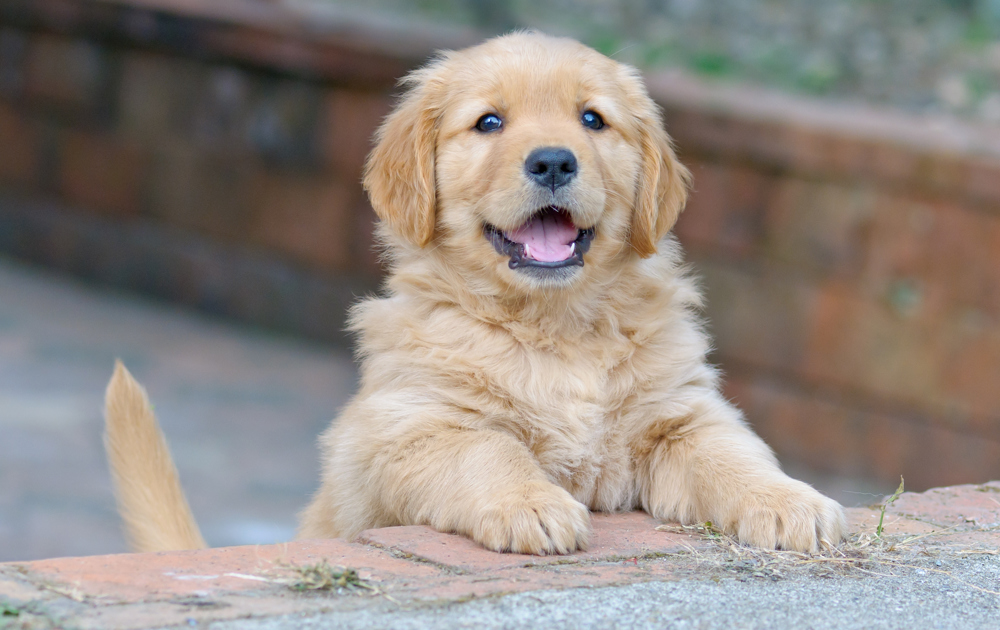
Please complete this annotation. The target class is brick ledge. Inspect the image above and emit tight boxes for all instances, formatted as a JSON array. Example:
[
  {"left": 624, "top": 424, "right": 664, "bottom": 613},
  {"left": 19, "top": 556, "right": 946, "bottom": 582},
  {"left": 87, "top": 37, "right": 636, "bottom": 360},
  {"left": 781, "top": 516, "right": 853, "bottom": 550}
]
[{"left": 1, "top": 483, "right": 997, "bottom": 629}]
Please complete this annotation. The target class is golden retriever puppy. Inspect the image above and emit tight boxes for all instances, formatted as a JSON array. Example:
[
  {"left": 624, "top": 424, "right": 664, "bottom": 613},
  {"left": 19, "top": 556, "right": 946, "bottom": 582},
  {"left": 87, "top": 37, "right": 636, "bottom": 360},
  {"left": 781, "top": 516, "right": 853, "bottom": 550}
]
[
  {"left": 294, "top": 32, "right": 845, "bottom": 553},
  {"left": 105, "top": 32, "right": 844, "bottom": 556}
]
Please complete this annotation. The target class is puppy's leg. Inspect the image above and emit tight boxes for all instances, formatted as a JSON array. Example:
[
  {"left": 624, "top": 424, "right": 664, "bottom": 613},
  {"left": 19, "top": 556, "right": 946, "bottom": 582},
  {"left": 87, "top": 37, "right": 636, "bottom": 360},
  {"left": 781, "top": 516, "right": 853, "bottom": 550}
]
[
  {"left": 303, "top": 415, "right": 590, "bottom": 555},
  {"left": 638, "top": 388, "right": 845, "bottom": 552}
]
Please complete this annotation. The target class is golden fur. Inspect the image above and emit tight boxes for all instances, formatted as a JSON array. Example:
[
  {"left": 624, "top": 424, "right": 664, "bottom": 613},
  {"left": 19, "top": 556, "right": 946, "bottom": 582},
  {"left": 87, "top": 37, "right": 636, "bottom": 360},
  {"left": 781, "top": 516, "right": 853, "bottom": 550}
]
[
  {"left": 105, "top": 32, "right": 845, "bottom": 555},
  {"left": 104, "top": 361, "right": 206, "bottom": 551}
]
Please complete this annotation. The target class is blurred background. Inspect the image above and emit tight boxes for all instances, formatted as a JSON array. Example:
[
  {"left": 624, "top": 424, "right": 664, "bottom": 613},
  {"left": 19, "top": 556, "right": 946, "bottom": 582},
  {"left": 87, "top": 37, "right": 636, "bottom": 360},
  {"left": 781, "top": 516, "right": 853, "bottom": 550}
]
[{"left": 1, "top": 0, "right": 999, "bottom": 561}]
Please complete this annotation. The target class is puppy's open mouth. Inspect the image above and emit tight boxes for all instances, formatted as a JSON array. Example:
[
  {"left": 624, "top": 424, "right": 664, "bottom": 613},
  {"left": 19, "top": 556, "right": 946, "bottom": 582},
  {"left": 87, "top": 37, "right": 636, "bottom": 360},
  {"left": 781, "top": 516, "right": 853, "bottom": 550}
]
[{"left": 485, "top": 207, "right": 595, "bottom": 270}]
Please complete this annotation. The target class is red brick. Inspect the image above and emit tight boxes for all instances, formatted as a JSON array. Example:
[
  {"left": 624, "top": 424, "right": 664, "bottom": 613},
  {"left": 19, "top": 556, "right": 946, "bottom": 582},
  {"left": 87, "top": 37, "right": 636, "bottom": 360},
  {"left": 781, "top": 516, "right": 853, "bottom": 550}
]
[
  {"left": 117, "top": 52, "right": 202, "bottom": 143},
  {"left": 0, "top": 101, "right": 40, "bottom": 188},
  {"left": 696, "top": 260, "right": 814, "bottom": 371},
  {"left": 786, "top": 125, "right": 834, "bottom": 175},
  {"left": 146, "top": 141, "right": 257, "bottom": 237},
  {"left": 59, "top": 130, "right": 147, "bottom": 216},
  {"left": 865, "top": 198, "right": 996, "bottom": 319},
  {"left": 320, "top": 89, "right": 391, "bottom": 180},
  {"left": 726, "top": 370, "right": 1000, "bottom": 490},
  {"left": 825, "top": 135, "right": 872, "bottom": 180},
  {"left": 250, "top": 172, "right": 355, "bottom": 270},
  {"left": 869, "top": 141, "right": 922, "bottom": 186},
  {"left": 921, "top": 201, "right": 1000, "bottom": 321},
  {"left": 962, "top": 155, "right": 1000, "bottom": 205},
  {"left": 845, "top": 507, "right": 939, "bottom": 536},
  {"left": 922, "top": 153, "right": 965, "bottom": 194},
  {"left": 357, "top": 512, "right": 710, "bottom": 574},
  {"left": 725, "top": 375, "right": 863, "bottom": 475},
  {"left": 14, "top": 538, "right": 439, "bottom": 603},
  {"left": 801, "top": 280, "right": 942, "bottom": 412},
  {"left": 24, "top": 34, "right": 109, "bottom": 117},
  {"left": 939, "top": 323, "right": 1000, "bottom": 423},
  {"left": 666, "top": 109, "right": 736, "bottom": 159},
  {"left": 855, "top": 418, "right": 898, "bottom": 483},
  {"left": 740, "top": 120, "right": 795, "bottom": 168},
  {"left": 762, "top": 178, "right": 873, "bottom": 278},
  {"left": 357, "top": 526, "right": 536, "bottom": 572},
  {"left": 892, "top": 482, "right": 1000, "bottom": 527},
  {"left": 676, "top": 159, "right": 768, "bottom": 259}
]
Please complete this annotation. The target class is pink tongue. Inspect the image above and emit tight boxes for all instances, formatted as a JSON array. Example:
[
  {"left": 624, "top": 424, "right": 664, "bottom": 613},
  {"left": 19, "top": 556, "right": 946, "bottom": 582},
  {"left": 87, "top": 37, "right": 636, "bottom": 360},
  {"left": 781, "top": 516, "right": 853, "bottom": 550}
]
[{"left": 504, "top": 212, "right": 578, "bottom": 262}]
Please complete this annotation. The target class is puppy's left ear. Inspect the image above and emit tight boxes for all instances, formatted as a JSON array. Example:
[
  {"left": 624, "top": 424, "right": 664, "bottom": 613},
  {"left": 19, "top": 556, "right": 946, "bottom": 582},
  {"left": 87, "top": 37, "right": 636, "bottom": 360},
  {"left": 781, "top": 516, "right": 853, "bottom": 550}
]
[
  {"left": 363, "top": 65, "right": 444, "bottom": 248},
  {"left": 631, "top": 106, "right": 691, "bottom": 258}
]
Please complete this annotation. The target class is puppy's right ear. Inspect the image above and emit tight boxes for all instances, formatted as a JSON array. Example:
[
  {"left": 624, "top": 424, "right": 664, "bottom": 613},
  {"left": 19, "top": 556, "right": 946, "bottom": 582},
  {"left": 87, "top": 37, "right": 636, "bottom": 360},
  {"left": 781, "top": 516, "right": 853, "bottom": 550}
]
[{"left": 363, "top": 65, "right": 444, "bottom": 248}]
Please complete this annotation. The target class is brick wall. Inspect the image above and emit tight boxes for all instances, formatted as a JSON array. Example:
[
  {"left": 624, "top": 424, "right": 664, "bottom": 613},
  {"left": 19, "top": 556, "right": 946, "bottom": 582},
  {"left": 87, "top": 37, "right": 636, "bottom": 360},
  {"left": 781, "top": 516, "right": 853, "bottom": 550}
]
[
  {"left": 0, "top": 0, "right": 422, "bottom": 278},
  {"left": 656, "top": 73, "right": 1000, "bottom": 490},
  {"left": 1, "top": 0, "right": 997, "bottom": 490}
]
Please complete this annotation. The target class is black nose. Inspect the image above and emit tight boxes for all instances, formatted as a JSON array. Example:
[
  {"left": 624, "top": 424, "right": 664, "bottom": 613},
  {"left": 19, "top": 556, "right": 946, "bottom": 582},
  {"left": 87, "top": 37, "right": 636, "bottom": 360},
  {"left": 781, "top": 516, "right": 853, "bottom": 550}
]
[{"left": 524, "top": 147, "right": 577, "bottom": 191}]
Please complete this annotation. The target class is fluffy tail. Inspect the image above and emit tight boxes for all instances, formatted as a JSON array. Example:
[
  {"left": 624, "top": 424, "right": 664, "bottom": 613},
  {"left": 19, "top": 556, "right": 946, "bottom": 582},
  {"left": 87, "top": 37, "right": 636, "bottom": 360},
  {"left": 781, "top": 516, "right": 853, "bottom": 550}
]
[{"left": 104, "top": 361, "right": 206, "bottom": 552}]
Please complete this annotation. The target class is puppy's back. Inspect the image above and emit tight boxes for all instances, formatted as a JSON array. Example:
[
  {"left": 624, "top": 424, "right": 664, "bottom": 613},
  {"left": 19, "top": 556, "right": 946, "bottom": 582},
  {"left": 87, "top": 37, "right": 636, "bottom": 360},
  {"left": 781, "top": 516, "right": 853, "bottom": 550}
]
[{"left": 104, "top": 361, "right": 206, "bottom": 552}]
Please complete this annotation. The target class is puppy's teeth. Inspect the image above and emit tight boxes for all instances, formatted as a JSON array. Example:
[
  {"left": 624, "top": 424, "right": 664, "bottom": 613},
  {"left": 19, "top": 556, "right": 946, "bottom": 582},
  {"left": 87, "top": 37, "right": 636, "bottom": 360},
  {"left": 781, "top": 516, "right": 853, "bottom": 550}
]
[
  {"left": 523, "top": 244, "right": 532, "bottom": 259},
  {"left": 570, "top": 242, "right": 576, "bottom": 254}
]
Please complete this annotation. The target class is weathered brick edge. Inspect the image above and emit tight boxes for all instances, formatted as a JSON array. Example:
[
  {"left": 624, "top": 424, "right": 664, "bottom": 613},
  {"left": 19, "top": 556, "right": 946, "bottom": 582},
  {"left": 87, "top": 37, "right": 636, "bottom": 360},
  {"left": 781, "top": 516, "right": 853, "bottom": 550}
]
[{"left": 1, "top": 484, "right": 997, "bottom": 629}]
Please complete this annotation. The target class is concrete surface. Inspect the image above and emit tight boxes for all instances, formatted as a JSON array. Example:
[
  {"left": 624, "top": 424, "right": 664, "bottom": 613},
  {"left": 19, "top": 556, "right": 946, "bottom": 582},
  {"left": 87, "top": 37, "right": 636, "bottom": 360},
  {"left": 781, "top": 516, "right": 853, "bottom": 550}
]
[
  {"left": 0, "top": 257, "right": 357, "bottom": 561},
  {"left": 216, "top": 565, "right": 1000, "bottom": 630}
]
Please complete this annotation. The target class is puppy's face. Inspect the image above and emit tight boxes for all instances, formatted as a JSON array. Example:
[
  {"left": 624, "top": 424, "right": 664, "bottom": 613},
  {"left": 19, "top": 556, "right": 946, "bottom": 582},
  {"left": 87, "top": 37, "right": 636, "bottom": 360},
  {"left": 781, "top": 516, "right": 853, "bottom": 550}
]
[{"left": 364, "top": 33, "right": 689, "bottom": 294}]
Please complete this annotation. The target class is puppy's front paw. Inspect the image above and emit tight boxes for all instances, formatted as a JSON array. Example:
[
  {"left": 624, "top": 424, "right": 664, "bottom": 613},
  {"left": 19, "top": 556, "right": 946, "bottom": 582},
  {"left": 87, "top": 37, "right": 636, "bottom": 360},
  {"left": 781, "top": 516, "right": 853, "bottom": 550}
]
[
  {"left": 472, "top": 481, "right": 590, "bottom": 555},
  {"left": 727, "top": 479, "right": 846, "bottom": 552}
]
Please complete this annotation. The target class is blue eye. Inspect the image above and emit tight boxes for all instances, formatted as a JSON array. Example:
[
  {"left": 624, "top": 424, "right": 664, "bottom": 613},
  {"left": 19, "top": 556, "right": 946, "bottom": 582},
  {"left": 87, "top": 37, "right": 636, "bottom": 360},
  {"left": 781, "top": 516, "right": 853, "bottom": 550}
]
[
  {"left": 581, "top": 110, "right": 604, "bottom": 130},
  {"left": 476, "top": 114, "right": 503, "bottom": 132}
]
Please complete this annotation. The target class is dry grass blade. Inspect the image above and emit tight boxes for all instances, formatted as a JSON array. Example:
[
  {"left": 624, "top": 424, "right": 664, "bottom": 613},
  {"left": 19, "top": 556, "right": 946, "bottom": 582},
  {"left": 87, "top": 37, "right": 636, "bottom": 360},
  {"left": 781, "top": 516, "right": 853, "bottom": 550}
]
[
  {"left": 272, "top": 560, "right": 374, "bottom": 593},
  {"left": 657, "top": 517, "right": 1000, "bottom": 597},
  {"left": 655, "top": 521, "right": 724, "bottom": 539}
]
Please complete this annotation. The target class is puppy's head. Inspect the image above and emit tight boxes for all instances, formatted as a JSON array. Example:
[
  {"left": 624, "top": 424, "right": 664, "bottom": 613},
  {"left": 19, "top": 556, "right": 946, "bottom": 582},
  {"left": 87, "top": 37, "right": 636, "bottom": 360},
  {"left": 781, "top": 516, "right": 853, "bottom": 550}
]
[{"left": 364, "top": 32, "right": 689, "bottom": 292}]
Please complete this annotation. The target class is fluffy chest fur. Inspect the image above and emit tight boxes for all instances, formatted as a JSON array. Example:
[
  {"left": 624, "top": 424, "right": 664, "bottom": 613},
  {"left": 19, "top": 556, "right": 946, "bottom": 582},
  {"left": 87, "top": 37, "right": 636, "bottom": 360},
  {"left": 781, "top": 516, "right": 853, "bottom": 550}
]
[{"left": 350, "top": 259, "right": 709, "bottom": 511}]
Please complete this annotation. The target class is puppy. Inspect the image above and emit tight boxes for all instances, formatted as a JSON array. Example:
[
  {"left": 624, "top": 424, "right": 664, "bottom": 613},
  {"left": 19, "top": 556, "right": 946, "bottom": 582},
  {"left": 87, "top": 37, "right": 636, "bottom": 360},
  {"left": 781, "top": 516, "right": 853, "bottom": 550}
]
[{"left": 105, "top": 32, "right": 845, "bottom": 555}]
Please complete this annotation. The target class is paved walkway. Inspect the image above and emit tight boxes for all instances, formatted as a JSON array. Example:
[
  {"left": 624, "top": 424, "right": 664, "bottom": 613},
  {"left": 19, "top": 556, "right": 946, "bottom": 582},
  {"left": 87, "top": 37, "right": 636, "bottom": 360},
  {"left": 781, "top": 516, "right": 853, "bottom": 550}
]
[
  {"left": 0, "top": 258, "right": 356, "bottom": 562},
  {"left": 0, "top": 256, "right": 876, "bottom": 563},
  {"left": 1, "top": 484, "right": 999, "bottom": 629}
]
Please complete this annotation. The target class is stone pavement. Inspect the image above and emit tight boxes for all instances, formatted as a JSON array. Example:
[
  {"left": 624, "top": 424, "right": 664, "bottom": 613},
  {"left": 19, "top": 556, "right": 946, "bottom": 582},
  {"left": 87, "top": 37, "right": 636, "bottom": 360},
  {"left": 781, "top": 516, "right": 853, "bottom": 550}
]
[
  {"left": 0, "top": 257, "right": 357, "bottom": 561},
  {"left": 0, "top": 484, "right": 998, "bottom": 629}
]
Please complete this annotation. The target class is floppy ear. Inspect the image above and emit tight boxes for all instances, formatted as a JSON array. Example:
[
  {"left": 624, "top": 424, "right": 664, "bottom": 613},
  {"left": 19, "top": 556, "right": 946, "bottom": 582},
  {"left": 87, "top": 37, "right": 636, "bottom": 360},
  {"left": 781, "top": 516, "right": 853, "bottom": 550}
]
[
  {"left": 631, "top": 107, "right": 691, "bottom": 258},
  {"left": 362, "top": 67, "right": 443, "bottom": 248}
]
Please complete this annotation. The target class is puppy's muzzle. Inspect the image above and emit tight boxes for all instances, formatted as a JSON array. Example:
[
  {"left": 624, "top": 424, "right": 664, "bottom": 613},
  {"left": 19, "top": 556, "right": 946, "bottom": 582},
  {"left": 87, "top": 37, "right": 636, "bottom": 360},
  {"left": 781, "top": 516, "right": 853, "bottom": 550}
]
[{"left": 525, "top": 147, "right": 577, "bottom": 192}]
